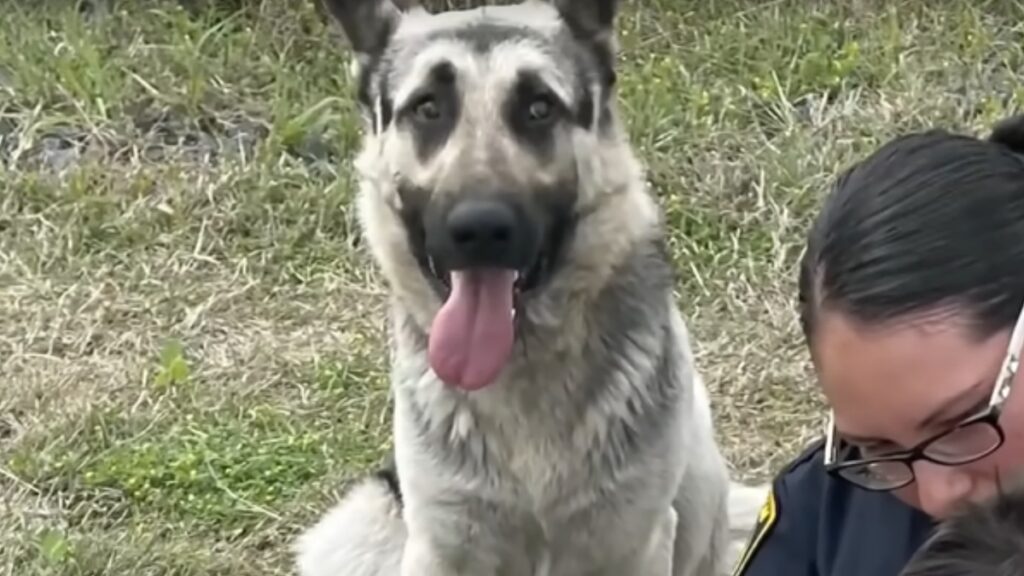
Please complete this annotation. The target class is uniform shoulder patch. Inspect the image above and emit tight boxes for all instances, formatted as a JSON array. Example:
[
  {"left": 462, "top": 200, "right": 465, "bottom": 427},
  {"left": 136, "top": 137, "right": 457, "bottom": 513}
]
[{"left": 730, "top": 485, "right": 779, "bottom": 576}]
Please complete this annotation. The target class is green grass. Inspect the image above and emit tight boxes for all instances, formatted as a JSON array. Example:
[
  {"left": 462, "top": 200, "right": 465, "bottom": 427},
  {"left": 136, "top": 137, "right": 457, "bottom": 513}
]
[{"left": 2, "top": 0, "right": 1023, "bottom": 573}]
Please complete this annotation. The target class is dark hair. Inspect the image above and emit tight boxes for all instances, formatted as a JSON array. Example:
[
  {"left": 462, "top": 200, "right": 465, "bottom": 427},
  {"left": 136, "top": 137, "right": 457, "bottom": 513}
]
[
  {"left": 798, "top": 114, "right": 1024, "bottom": 343},
  {"left": 899, "top": 486, "right": 1024, "bottom": 576}
]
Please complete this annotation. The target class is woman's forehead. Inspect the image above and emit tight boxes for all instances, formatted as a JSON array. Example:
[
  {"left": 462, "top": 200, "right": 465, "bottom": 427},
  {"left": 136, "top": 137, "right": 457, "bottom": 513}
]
[{"left": 815, "top": 312, "right": 1006, "bottom": 430}]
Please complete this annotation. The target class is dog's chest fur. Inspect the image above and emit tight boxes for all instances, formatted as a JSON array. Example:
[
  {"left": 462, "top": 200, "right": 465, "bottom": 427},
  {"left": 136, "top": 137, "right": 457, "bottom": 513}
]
[
  {"left": 391, "top": 243, "right": 689, "bottom": 514},
  {"left": 463, "top": 375, "right": 613, "bottom": 504}
]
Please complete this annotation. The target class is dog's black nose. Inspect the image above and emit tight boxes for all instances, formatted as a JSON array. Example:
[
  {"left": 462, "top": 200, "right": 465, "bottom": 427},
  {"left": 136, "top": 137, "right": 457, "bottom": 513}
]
[{"left": 445, "top": 199, "right": 522, "bottom": 269}]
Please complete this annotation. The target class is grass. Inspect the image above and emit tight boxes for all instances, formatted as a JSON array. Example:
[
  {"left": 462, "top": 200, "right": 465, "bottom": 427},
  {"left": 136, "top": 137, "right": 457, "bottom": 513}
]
[{"left": 1, "top": 0, "right": 1022, "bottom": 573}]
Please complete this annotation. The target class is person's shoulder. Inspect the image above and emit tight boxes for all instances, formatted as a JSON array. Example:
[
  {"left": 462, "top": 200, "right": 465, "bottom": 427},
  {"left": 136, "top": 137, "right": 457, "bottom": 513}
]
[
  {"left": 779, "top": 437, "right": 828, "bottom": 477},
  {"left": 773, "top": 437, "right": 831, "bottom": 512},
  {"left": 768, "top": 436, "right": 831, "bottom": 505},
  {"left": 729, "top": 439, "right": 829, "bottom": 576},
  {"left": 769, "top": 436, "right": 908, "bottom": 514},
  {"left": 732, "top": 436, "right": 934, "bottom": 576}
]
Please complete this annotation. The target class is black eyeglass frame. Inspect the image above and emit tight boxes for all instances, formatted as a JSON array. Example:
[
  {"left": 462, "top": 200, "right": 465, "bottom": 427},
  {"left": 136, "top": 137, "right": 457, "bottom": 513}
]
[{"left": 822, "top": 304, "right": 1024, "bottom": 492}]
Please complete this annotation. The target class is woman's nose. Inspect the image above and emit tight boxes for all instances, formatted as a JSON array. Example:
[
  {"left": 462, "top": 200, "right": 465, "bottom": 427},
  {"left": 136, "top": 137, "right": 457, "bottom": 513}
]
[{"left": 912, "top": 460, "right": 974, "bottom": 519}]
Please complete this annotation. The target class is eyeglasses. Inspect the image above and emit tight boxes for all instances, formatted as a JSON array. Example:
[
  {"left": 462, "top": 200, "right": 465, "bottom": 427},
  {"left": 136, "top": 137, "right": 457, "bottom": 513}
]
[{"left": 823, "top": 303, "right": 1024, "bottom": 491}]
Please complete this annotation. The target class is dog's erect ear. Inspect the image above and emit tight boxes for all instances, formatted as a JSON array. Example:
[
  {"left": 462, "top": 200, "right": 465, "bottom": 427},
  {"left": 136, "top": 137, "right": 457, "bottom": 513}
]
[
  {"left": 552, "top": 0, "right": 619, "bottom": 44},
  {"left": 552, "top": 0, "right": 619, "bottom": 87},
  {"left": 320, "top": 0, "right": 408, "bottom": 62}
]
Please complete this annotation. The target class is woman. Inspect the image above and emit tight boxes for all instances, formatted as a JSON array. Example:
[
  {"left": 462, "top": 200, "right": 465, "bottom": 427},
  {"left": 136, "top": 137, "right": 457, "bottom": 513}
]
[{"left": 732, "top": 113, "right": 1024, "bottom": 576}]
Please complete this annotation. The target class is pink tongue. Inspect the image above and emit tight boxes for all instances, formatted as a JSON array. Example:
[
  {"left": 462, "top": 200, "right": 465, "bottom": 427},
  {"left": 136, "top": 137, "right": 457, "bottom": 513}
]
[{"left": 428, "top": 269, "right": 516, "bottom": 391}]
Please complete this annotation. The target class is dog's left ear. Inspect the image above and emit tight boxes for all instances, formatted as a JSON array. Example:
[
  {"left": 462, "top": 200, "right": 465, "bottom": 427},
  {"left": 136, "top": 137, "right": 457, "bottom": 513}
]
[
  {"left": 320, "top": 0, "right": 407, "bottom": 64},
  {"left": 552, "top": 0, "right": 619, "bottom": 45}
]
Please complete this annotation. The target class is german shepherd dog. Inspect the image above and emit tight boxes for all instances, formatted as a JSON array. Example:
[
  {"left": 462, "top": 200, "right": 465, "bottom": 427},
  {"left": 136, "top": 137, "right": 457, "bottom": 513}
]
[{"left": 295, "top": 1, "right": 736, "bottom": 574}]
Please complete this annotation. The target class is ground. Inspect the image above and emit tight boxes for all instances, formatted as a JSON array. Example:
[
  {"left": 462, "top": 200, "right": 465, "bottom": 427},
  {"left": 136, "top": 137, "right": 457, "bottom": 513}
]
[{"left": 1, "top": 0, "right": 1023, "bottom": 574}]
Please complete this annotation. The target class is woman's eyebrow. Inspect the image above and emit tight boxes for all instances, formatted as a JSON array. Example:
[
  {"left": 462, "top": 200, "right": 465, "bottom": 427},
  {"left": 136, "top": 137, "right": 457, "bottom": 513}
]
[
  {"left": 914, "top": 378, "right": 991, "bottom": 431},
  {"left": 836, "top": 379, "right": 992, "bottom": 447}
]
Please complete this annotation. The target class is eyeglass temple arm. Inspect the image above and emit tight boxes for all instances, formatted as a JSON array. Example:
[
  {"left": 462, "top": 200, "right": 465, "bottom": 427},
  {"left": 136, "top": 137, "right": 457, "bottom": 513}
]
[{"left": 990, "top": 303, "right": 1024, "bottom": 405}]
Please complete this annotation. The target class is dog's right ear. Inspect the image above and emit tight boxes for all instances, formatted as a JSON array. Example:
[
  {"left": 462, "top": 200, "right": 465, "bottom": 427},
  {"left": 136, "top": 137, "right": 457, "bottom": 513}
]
[
  {"left": 320, "top": 0, "right": 407, "bottom": 64},
  {"left": 551, "top": 0, "right": 619, "bottom": 87},
  {"left": 552, "top": 0, "right": 619, "bottom": 45}
]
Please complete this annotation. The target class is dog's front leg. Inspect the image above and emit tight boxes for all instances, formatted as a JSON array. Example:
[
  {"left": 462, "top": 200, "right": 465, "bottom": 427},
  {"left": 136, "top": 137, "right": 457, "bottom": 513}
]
[
  {"left": 571, "top": 505, "right": 676, "bottom": 576},
  {"left": 606, "top": 505, "right": 677, "bottom": 576},
  {"left": 642, "top": 506, "right": 678, "bottom": 575},
  {"left": 399, "top": 501, "right": 530, "bottom": 576},
  {"left": 400, "top": 523, "right": 495, "bottom": 576},
  {"left": 401, "top": 533, "right": 479, "bottom": 576}
]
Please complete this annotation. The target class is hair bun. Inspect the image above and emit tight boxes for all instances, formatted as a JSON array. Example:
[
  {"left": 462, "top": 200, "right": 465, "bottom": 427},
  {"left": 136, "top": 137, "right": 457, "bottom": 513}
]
[{"left": 988, "top": 113, "right": 1024, "bottom": 154}]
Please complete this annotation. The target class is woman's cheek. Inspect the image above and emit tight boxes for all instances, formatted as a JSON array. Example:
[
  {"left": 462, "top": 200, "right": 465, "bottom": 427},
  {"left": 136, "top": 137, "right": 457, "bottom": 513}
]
[{"left": 893, "top": 484, "right": 922, "bottom": 510}]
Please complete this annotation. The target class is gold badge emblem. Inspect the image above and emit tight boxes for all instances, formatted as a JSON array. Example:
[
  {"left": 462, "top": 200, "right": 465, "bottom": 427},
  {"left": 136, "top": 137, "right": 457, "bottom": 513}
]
[{"left": 731, "top": 487, "right": 779, "bottom": 576}]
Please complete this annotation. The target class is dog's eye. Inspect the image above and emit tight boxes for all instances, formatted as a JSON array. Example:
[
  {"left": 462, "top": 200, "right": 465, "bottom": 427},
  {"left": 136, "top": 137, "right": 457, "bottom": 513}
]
[
  {"left": 527, "top": 96, "right": 555, "bottom": 123},
  {"left": 413, "top": 96, "right": 441, "bottom": 122}
]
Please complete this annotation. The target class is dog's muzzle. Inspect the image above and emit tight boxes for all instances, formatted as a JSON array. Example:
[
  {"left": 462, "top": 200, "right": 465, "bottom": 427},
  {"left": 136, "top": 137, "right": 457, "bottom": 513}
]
[
  {"left": 422, "top": 196, "right": 543, "bottom": 393},
  {"left": 429, "top": 196, "right": 541, "bottom": 278}
]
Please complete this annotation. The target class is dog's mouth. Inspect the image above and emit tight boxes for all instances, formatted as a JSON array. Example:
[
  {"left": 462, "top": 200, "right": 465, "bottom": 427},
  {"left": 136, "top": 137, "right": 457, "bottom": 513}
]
[
  {"left": 396, "top": 187, "right": 576, "bottom": 393},
  {"left": 425, "top": 249, "right": 549, "bottom": 301},
  {"left": 421, "top": 234, "right": 564, "bottom": 394}
]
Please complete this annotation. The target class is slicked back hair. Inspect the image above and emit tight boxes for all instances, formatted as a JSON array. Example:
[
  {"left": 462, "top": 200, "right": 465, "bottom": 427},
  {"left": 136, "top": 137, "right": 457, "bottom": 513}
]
[{"left": 798, "top": 115, "right": 1024, "bottom": 344}]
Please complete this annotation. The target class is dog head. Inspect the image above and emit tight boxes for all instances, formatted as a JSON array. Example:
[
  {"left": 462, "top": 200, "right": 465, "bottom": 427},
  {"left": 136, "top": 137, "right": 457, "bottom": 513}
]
[{"left": 324, "top": 0, "right": 653, "bottom": 391}]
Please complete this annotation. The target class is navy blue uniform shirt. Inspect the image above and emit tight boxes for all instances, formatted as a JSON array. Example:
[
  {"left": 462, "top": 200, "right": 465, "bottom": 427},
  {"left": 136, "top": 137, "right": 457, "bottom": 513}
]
[{"left": 732, "top": 440, "right": 937, "bottom": 576}]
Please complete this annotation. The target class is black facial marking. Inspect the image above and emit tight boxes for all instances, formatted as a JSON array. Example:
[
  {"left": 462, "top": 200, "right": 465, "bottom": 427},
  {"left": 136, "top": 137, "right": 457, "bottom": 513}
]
[
  {"left": 377, "top": 75, "right": 394, "bottom": 132},
  {"left": 430, "top": 193, "right": 542, "bottom": 273},
  {"left": 399, "top": 61, "right": 460, "bottom": 162},
  {"left": 504, "top": 70, "right": 567, "bottom": 160},
  {"left": 395, "top": 183, "right": 446, "bottom": 297},
  {"left": 575, "top": 70, "right": 595, "bottom": 129},
  {"left": 392, "top": 174, "right": 579, "bottom": 301},
  {"left": 520, "top": 181, "right": 578, "bottom": 294}
]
